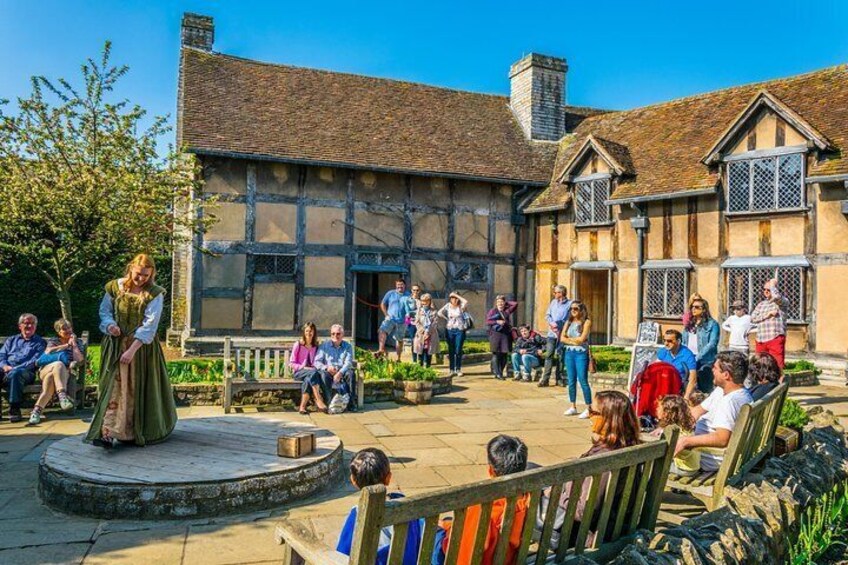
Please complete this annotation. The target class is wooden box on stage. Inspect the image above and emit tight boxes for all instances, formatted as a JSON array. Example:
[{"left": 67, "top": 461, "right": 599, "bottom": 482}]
[{"left": 277, "top": 432, "right": 315, "bottom": 458}]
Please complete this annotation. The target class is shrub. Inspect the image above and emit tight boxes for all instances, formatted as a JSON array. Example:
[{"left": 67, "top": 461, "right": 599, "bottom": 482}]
[
  {"left": 390, "top": 362, "right": 437, "bottom": 382},
  {"left": 590, "top": 346, "right": 631, "bottom": 374},
  {"left": 438, "top": 339, "right": 489, "bottom": 354},
  {"left": 780, "top": 397, "right": 811, "bottom": 430},
  {"left": 785, "top": 359, "right": 821, "bottom": 375},
  {"left": 790, "top": 480, "right": 848, "bottom": 564}
]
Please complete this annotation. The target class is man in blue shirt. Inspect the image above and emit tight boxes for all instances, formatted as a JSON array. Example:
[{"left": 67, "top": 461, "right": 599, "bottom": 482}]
[
  {"left": 315, "top": 324, "right": 356, "bottom": 411},
  {"left": 538, "top": 285, "right": 572, "bottom": 387},
  {"left": 656, "top": 329, "right": 697, "bottom": 396},
  {"left": 378, "top": 278, "right": 411, "bottom": 361},
  {"left": 0, "top": 313, "right": 47, "bottom": 422}
]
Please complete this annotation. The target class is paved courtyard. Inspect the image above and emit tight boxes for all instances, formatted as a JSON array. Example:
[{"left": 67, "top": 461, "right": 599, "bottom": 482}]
[{"left": 0, "top": 362, "right": 846, "bottom": 564}]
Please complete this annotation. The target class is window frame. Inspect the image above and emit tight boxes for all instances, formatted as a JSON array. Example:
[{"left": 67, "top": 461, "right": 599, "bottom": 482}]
[
  {"left": 642, "top": 267, "right": 689, "bottom": 319},
  {"left": 573, "top": 174, "right": 613, "bottom": 227},
  {"left": 451, "top": 262, "right": 489, "bottom": 285},
  {"left": 253, "top": 253, "right": 297, "bottom": 283},
  {"left": 725, "top": 265, "right": 806, "bottom": 323},
  {"left": 724, "top": 147, "right": 807, "bottom": 215}
]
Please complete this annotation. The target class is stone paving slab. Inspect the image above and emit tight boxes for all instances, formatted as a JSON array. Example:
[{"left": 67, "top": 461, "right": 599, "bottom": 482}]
[
  {"left": 84, "top": 527, "right": 187, "bottom": 565},
  {"left": 0, "top": 541, "right": 90, "bottom": 565},
  {"left": 184, "top": 521, "right": 284, "bottom": 565}
]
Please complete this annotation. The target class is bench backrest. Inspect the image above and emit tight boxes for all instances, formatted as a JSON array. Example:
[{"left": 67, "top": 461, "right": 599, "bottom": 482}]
[
  {"left": 223, "top": 336, "right": 290, "bottom": 380},
  {"left": 348, "top": 428, "right": 679, "bottom": 565},
  {"left": 715, "top": 382, "right": 789, "bottom": 491}
]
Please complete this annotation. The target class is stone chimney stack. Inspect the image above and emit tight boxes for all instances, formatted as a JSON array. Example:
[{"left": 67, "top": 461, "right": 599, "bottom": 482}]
[
  {"left": 509, "top": 54, "right": 568, "bottom": 141},
  {"left": 181, "top": 13, "right": 214, "bottom": 51}
]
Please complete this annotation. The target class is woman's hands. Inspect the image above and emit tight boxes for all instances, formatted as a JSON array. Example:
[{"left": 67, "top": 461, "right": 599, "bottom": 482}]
[
  {"left": 107, "top": 324, "right": 121, "bottom": 337},
  {"left": 120, "top": 340, "right": 143, "bottom": 365}
]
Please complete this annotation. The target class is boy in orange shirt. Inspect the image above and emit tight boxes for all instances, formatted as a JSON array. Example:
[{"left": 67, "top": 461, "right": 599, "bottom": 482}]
[{"left": 431, "top": 435, "right": 529, "bottom": 565}]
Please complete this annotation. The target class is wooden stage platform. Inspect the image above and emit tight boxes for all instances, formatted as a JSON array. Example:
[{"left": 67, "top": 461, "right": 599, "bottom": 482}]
[{"left": 38, "top": 416, "right": 344, "bottom": 519}]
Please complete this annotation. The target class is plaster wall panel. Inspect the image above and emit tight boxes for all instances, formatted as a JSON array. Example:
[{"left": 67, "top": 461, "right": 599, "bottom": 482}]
[
  {"left": 617, "top": 218, "right": 638, "bottom": 262},
  {"left": 304, "top": 256, "right": 345, "bottom": 288},
  {"left": 537, "top": 224, "right": 553, "bottom": 262},
  {"left": 816, "top": 183, "right": 848, "bottom": 254},
  {"left": 695, "top": 267, "right": 720, "bottom": 314},
  {"left": 454, "top": 181, "right": 492, "bottom": 210},
  {"left": 202, "top": 254, "right": 246, "bottom": 288},
  {"left": 493, "top": 185, "right": 513, "bottom": 214},
  {"left": 494, "top": 264, "right": 514, "bottom": 296},
  {"left": 252, "top": 283, "right": 295, "bottom": 330},
  {"left": 557, "top": 268, "right": 571, "bottom": 292},
  {"left": 577, "top": 156, "right": 610, "bottom": 176},
  {"left": 410, "top": 177, "right": 451, "bottom": 208},
  {"left": 412, "top": 213, "right": 449, "bottom": 250},
  {"left": 410, "top": 260, "right": 447, "bottom": 292},
  {"left": 203, "top": 159, "right": 246, "bottom": 194},
  {"left": 255, "top": 203, "right": 297, "bottom": 243},
  {"left": 785, "top": 327, "right": 808, "bottom": 353},
  {"left": 201, "top": 298, "right": 243, "bottom": 330},
  {"left": 495, "top": 222, "right": 515, "bottom": 255},
  {"left": 304, "top": 167, "right": 349, "bottom": 200},
  {"left": 770, "top": 216, "right": 806, "bottom": 256},
  {"left": 462, "top": 290, "right": 489, "bottom": 326},
  {"left": 617, "top": 268, "right": 638, "bottom": 340},
  {"left": 557, "top": 222, "right": 574, "bottom": 262},
  {"left": 726, "top": 221, "right": 760, "bottom": 257},
  {"left": 455, "top": 212, "right": 489, "bottom": 253},
  {"left": 576, "top": 231, "right": 592, "bottom": 260},
  {"left": 353, "top": 209, "right": 405, "bottom": 247},
  {"left": 256, "top": 162, "right": 298, "bottom": 196},
  {"left": 302, "top": 296, "right": 345, "bottom": 331},
  {"left": 698, "top": 207, "right": 720, "bottom": 259},
  {"left": 305, "top": 206, "right": 346, "bottom": 244},
  {"left": 597, "top": 229, "right": 613, "bottom": 261},
  {"left": 671, "top": 200, "right": 689, "bottom": 259},
  {"left": 354, "top": 171, "right": 405, "bottom": 204},
  {"left": 730, "top": 112, "right": 806, "bottom": 154},
  {"left": 535, "top": 269, "right": 553, "bottom": 329},
  {"left": 815, "top": 265, "right": 848, "bottom": 354},
  {"left": 645, "top": 203, "right": 664, "bottom": 260},
  {"left": 755, "top": 112, "right": 777, "bottom": 150},
  {"left": 205, "top": 202, "right": 246, "bottom": 241}
]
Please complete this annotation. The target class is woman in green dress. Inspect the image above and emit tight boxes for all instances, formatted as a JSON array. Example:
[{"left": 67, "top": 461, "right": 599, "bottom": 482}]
[{"left": 86, "top": 253, "right": 177, "bottom": 448}]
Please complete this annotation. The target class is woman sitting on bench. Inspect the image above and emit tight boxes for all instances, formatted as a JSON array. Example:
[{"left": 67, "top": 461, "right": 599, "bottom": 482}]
[{"left": 290, "top": 322, "right": 327, "bottom": 415}]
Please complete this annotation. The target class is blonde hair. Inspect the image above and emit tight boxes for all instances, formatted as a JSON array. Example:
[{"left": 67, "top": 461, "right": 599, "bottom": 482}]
[
  {"left": 53, "top": 318, "right": 72, "bottom": 334},
  {"left": 420, "top": 293, "right": 432, "bottom": 303},
  {"left": 122, "top": 254, "right": 156, "bottom": 292}
]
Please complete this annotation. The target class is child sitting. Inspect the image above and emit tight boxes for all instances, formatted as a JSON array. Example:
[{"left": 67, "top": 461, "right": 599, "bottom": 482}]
[
  {"left": 337, "top": 448, "right": 423, "bottom": 565},
  {"left": 432, "top": 435, "right": 529, "bottom": 565},
  {"left": 653, "top": 395, "right": 700, "bottom": 477}
]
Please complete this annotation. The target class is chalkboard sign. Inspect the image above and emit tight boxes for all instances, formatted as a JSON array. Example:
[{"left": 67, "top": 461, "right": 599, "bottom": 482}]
[
  {"left": 636, "top": 321, "right": 661, "bottom": 345},
  {"left": 628, "top": 343, "right": 662, "bottom": 386}
]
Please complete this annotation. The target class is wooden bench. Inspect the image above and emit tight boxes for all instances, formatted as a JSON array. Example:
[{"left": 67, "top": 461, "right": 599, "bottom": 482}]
[
  {"left": 666, "top": 382, "right": 789, "bottom": 510},
  {"left": 275, "top": 427, "right": 680, "bottom": 564},
  {"left": 1, "top": 331, "right": 89, "bottom": 410},
  {"left": 223, "top": 337, "right": 364, "bottom": 414}
]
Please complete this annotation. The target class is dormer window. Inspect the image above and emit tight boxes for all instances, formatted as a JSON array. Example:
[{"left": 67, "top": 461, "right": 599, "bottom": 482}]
[
  {"left": 726, "top": 149, "right": 805, "bottom": 213},
  {"left": 574, "top": 176, "right": 612, "bottom": 226}
]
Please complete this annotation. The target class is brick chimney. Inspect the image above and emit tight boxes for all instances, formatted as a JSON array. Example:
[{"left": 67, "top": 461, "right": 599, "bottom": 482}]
[
  {"left": 181, "top": 13, "right": 214, "bottom": 51},
  {"left": 509, "top": 54, "right": 568, "bottom": 141}
]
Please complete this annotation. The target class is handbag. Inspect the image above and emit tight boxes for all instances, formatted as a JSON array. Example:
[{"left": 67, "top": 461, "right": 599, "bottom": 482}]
[
  {"left": 37, "top": 350, "right": 71, "bottom": 368},
  {"left": 328, "top": 392, "right": 350, "bottom": 414},
  {"left": 588, "top": 349, "right": 597, "bottom": 374},
  {"left": 463, "top": 312, "right": 475, "bottom": 330}
]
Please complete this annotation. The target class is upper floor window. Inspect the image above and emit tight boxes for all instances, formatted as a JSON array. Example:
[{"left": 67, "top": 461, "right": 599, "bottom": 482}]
[
  {"left": 574, "top": 178, "right": 611, "bottom": 226},
  {"left": 726, "top": 151, "right": 804, "bottom": 213}
]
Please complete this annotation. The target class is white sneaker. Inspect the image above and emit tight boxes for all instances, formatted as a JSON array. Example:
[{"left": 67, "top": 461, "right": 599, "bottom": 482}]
[
  {"left": 578, "top": 409, "right": 591, "bottom": 419},
  {"left": 59, "top": 396, "right": 75, "bottom": 411},
  {"left": 456, "top": 372, "right": 463, "bottom": 378},
  {"left": 28, "top": 411, "right": 41, "bottom": 425},
  {"left": 564, "top": 407, "right": 578, "bottom": 416}
]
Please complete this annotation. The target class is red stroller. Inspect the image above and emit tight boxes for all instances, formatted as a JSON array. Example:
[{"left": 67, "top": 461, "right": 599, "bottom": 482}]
[{"left": 630, "top": 361, "right": 682, "bottom": 420}]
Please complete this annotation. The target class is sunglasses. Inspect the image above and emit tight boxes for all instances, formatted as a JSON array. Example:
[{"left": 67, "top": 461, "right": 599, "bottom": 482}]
[
  {"left": 570, "top": 307, "right": 581, "bottom": 311},
  {"left": 691, "top": 305, "right": 704, "bottom": 310}
]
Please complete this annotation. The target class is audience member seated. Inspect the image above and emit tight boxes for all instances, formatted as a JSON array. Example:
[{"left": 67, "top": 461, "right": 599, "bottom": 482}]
[
  {"left": 289, "top": 322, "right": 327, "bottom": 415},
  {"left": 747, "top": 352, "right": 781, "bottom": 401},
  {"left": 535, "top": 390, "right": 640, "bottom": 550},
  {"left": 674, "top": 351, "right": 752, "bottom": 472},
  {"left": 652, "top": 395, "right": 699, "bottom": 477},
  {"left": 314, "top": 324, "right": 356, "bottom": 412},
  {"left": 29, "top": 318, "right": 86, "bottom": 425},
  {"left": 511, "top": 325, "right": 545, "bottom": 382},
  {"left": 337, "top": 448, "right": 422, "bottom": 565},
  {"left": 0, "top": 313, "right": 47, "bottom": 423},
  {"left": 656, "top": 329, "right": 697, "bottom": 398},
  {"left": 432, "top": 434, "right": 530, "bottom": 565}
]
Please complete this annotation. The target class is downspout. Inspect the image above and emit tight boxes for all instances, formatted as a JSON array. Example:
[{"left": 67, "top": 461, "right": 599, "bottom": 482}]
[{"left": 630, "top": 202, "right": 649, "bottom": 324}]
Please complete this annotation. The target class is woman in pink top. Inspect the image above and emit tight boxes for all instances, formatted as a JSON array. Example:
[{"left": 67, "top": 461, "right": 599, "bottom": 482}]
[{"left": 290, "top": 322, "right": 325, "bottom": 414}]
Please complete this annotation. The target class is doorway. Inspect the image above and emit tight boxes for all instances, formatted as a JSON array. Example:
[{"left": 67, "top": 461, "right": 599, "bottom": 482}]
[
  {"left": 573, "top": 270, "right": 612, "bottom": 345},
  {"left": 353, "top": 271, "right": 399, "bottom": 347}
]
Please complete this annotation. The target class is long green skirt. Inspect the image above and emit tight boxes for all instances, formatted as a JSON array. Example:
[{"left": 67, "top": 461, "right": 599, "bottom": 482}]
[{"left": 85, "top": 336, "right": 177, "bottom": 446}]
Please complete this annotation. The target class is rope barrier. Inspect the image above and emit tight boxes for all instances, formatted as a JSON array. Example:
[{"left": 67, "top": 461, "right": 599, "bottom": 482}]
[{"left": 354, "top": 295, "right": 383, "bottom": 309}]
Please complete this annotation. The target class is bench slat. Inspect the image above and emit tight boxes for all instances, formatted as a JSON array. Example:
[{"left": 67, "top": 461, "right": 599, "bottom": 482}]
[
  {"left": 554, "top": 474, "right": 584, "bottom": 562},
  {"left": 592, "top": 467, "right": 621, "bottom": 549},
  {"left": 573, "top": 473, "right": 603, "bottom": 554},
  {"left": 492, "top": 494, "right": 519, "bottom": 565},
  {"left": 514, "top": 489, "right": 542, "bottom": 565},
  {"left": 469, "top": 501, "right": 494, "bottom": 565},
  {"left": 386, "top": 521, "right": 409, "bottom": 565},
  {"left": 350, "top": 486, "right": 387, "bottom": 565},
  {"left": 627, "top": 458, "right": 654, "bottom": 535},
  {"left": 417, "top": 515, "right": 439, "bottom": 565},
  {"left": 443, "top": 507, "right": 467, "bottom": 565},
  {"left": 533, "top": 482, "right": 563, "bottom": 564},
  {"left": 611, "top": 464, "right": 638, "bottom": 540}
]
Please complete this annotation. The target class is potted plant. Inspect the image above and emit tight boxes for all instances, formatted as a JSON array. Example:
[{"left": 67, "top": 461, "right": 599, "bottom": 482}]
[
  {"left": 391, "top": 362, "right": 437, "bottom": 405},
  {"left": 775, "top": 397, "right": 810, "bottom": 456}
]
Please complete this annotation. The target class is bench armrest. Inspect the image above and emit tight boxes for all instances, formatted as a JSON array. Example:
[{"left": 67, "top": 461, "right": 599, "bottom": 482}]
[{"left": 275, "top": 519, "right": 349, "bottom": 565}]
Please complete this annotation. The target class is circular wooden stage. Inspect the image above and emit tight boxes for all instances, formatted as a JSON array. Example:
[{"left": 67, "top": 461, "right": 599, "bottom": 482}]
[{"left": 38, "top": 416, "right": 343, "bottom": 519}]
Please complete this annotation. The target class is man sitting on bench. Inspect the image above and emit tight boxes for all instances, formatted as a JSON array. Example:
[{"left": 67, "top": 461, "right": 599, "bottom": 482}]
[
  {"left": 314, "top": 324, "right": 356, "bottom": 412},
  {"left": 673, "top": 350, "right": 752, "bottom": 473}
]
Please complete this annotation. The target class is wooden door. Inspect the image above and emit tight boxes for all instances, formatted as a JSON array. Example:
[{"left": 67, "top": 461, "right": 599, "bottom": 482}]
[{"left": 575, "top": 270, "right": 610, "bottom": 345}]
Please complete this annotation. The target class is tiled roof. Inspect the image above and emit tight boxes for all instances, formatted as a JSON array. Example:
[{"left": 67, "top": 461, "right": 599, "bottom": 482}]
[
  {"left": 527, "top": 64, "right": 848, "bottom": 210},
  {"left": 179, "top": 48, "right": 605, "bottom": 185}
]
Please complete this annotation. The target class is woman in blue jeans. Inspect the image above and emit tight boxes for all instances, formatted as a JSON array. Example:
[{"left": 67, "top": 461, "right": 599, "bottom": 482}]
[
  {"left": 560, "top": 301, "right": 593, "bottom": 419},
  {"left": 438, "top": 292, "right": 469, "bottom": 376}
]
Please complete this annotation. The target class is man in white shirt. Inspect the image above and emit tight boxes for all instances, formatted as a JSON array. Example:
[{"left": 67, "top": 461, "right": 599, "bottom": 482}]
[
  {"left": 675, "top": 351, "right": 753, "bottom": 472},
  {"left": 721, "top": 300, "right": 754, "bottom": 355}
]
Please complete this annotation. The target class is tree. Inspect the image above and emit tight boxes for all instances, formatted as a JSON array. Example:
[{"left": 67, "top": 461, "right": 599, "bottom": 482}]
[{"left": 0, "top": 42, "right": 212, "bottom": 325}]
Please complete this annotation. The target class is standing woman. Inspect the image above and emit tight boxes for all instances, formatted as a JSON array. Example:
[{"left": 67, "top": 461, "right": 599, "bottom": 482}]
[
  {"left": 684, "top": 297, "right": 720, "bottom": 396},
  {"left": 413, "top": 294, "right": 440, "bottom": 368},
  {"left": 438, "top": 292, "right": 469, "bottom": 377},
  {"left": 561, "top": 301, "right": 593, "bottom": 418},
  {"left": 86, "top": 254, "right": 177, "bottom": 448},
  {"left": 486, "top": 295, "right": 518, "bottom": 380},
  {"left": 290, "top": 322, "right": 326, "bottom": 415}
]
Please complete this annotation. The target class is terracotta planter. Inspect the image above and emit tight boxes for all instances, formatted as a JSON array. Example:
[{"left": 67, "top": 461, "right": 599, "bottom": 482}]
[
  {"left": 393, "top": 379, "right": 433, "bottom": 405},
  {"left": 774, "top": 425, "right": 801, "bottom": 456}
]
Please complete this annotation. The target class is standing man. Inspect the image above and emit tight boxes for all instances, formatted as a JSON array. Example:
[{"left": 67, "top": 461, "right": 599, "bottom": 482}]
[
  {"left": 750, "top": 278, "right": 787, "bottom": 369},
  {"left": 404, "top": 284, "right": 422, "bottom": 363},
  {"left": 656, "top": 329, "right": 698, "bottom": 398},
  {"left": 537, "top": 285, "right": 571, "bottom": 387},
  {"left": 378, "top": 278, "right": 411, "bottom": 361},
  {"left": 0, "top": 314, "right": 47, "bottom": 423}
]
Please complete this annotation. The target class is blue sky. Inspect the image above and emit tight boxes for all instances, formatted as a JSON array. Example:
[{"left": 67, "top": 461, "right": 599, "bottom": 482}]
[{"left": 2, "top": 0, "right": 847, "bottom": 153}]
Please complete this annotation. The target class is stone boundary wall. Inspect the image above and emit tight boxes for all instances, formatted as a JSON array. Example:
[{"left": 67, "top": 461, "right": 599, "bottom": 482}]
[{"left": 603, "top": 407, "right": 848, "bottom": 564}]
